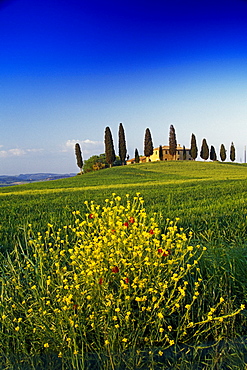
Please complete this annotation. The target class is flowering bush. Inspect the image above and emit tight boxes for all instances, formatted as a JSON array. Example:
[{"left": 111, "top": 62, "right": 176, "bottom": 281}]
[{"left": 0, "top": 193, "right": 244, "bottom": 368}]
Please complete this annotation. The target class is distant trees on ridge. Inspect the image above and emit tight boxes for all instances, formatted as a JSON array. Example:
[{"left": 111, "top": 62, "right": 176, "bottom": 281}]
[{"left": 75, "top": 123, "right": 238, "bottom": 173}]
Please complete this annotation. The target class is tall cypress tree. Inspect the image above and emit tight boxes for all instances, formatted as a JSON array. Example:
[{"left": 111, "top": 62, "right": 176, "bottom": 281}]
[
  {"left": 230, "top": 142, "right": 236, "bottom": 162},
  {"left": 159, "top": 145, "right": 163, "bottom": 161},
  {"left": 190, "top": 133, "right": 198, "bottom": 160},
  {"left": 135, "top": 148, "right": 140, "bottom": 163},
  {"left": 183, "top": 145, "right": 187, "bottom": 160},
  {"left": 210, "top": 145, "right": 217, "bottom": 161},
  {"left": 144, "top": 128, "right": 153, "bottom": 159},
  {"left": 169, "top": 125, "right": 177, "bottom": 159},
  {"left": 200, "top": 138, "right": 209, "bottom": 160},
  {"left": 118, "top": 123, "right": 127, "bottom": 165},
  {"left": 220, "top": 144, "right": 226, "bottom": 162},
  {"left": 75, "top": 143, "right": 83, "bottom": 174},
  {"left": 104, "top": 126, "right": 116, "bottom": 167}
]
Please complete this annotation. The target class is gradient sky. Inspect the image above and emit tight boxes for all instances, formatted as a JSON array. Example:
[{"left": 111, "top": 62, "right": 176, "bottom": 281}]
[{"left": 1, "top": 0, "right": 247, "bottom": 174}]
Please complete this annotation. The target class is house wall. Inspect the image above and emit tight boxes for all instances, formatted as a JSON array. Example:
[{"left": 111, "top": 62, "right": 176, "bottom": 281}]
[
  {"left": 127, "top": 145, "right": 192, "bottom": 164},
  {"left": 150, "top": 146, "right": 192, "bottom": 161}
]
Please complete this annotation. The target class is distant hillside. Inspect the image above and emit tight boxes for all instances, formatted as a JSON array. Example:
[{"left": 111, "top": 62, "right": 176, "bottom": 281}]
[{"left": 0, "top": 173, "right": 76, "bottom": 186}]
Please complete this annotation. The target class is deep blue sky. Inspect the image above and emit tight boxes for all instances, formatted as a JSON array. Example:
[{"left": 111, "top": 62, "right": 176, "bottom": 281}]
[{"left": 1, "top": 0, "right": 247, "bottom": 174}]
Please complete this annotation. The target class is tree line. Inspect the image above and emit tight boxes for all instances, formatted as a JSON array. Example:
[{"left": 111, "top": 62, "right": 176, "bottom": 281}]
[{"left": 75, "top": 124, "right": 236, "bottom": 173}]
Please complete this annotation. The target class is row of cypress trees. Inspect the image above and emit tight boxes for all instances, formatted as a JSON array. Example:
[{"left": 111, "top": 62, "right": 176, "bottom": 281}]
[
  {"left": 104, "top": 123, "right": 127, "bottom": 167},
  {"left": 75, "top": 124, "right": 236, "bottom": 173},
  {"left": 198, "top": 138, "right": 235, "bottom": 162}
]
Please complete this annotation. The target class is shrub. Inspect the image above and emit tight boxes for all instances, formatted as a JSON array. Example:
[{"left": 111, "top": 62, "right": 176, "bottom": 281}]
[{"left": 0, "top": 194, "right": 244, "bottom": 369}]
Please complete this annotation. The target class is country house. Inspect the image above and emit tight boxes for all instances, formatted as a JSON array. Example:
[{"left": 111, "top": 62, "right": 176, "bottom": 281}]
[{"left": 127, "top": 144, "right": 192, "bottom": 164}]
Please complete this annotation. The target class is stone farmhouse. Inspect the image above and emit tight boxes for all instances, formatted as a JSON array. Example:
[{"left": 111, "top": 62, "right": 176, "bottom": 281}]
[{"left": 127, "top": 144, "right": 192, "bottom": 164}]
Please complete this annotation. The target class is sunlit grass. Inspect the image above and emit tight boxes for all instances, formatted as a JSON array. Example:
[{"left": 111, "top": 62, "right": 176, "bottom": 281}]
[{"left": 0, "top": 161, "right": 247, "bottom": 368}]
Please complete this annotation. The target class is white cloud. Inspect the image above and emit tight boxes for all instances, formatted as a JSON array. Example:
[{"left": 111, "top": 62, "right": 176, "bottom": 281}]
[
  {"left": 64, "top": 139, "right": 104, "bottom": 158},
  {"left": 26, "top": 148, "right": 44, "bottom": 153},
  {"left": 65, "top": 139, "right": 103, "bottom": 147},
  {"left": 0, "top": 147, "right": 43, "bottom": 158},
  {"left": 8, "top": 148, "right": 26, "bottom": 156},
  {"left": 0, "top": 150, "right": 8, "bottom": 158}
]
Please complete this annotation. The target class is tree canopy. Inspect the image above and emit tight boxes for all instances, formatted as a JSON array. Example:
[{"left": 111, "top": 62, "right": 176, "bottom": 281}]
[
  {"left": 169, "top": 125, "right": 177, "bottom": 159},
  {"left": 135, "top": 148, "right": 140, "bottom": 163},
  {"left": 118, "top": 123, "right": 127, "bottom": 165},
  {"left": 183, "top": 145, "right": 186, "bottom": 160},
  {"left": 75, "top": 143, "right": 83, "bottom": 174},
  {"left": 159, "top": 145, "right": 163, "bottom": 161},
  {"left": 190, "top": 133, "right": 198, "bottom": 160},
  {"left": 144, "top": 128, "right": 153, "bottom": 158},
  {"left": 104, "top": 126, "right": 116, "bottom": 167},
  {"left": 220, "top": 144, "right": 226, "bottom": 162},
  {"left": 210, "top": 145, "right": 217, "bottom": 161},
  {"left": 83, "top": 154, "right": 107, "bottom": 173},
  {"left": 230, "top": 142, "right": 235, "bottom": 162},
  {"left": 200, "top": 138, "right": 209, "bottom": 160}
]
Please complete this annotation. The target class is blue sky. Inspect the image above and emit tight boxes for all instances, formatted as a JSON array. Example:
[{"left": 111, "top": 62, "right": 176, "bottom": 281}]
[{"left": 1, "top": 0, "right": 247, "bottom": 174}]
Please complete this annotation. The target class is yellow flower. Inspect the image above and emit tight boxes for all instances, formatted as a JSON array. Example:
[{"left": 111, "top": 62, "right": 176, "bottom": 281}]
[
  {"left": 15, "top": 326, "right": 20, "bottom": 332},
  {"left": 44, "top": 343, "right": 49, "bottom": 348},
  {"left": 122, "top": 338, "right": 128, "bottom": 342},
  {"left": 159, "top": 327, "right": 164, "bottom": 333},
  {"left": 157, "top": 312, "right": 164, "bottom": 319},
  {"left": 105, "top": 340, "right": 110, "bottom": 345},
  {"left": 158, "top": 350, "right": 163, "bottom": 356}
]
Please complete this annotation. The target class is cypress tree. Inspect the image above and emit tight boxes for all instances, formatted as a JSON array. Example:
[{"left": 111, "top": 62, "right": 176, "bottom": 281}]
[
  {"left": 220, "top": 144, "right": 226, "bottom": 162},
  {"left": 200, "top": 138, "right": 209, "bottom": 160},
  {"left": 183, "top": 145, "right": 187, "bottom": 160},
  {"left": 144, "top": 128, "right": 153, "bottom": 159},
  {"left": 210, "top": 145, "right": 217, "bottom": 161},
  {"left": 190, "top": 133, "right": 198, "bottom": 160},
  {"left": 159, "top": 145, "right": 163, "bottom": 161},
  {"left": 104, "top": 126, "right": 116, "bottom": 167},
  {"left": 75, "top": 143, "right": 83, "bottom": 174},
  {"left": 230, "top": 142, "right": 236, "bottom": 162},
  {"left": 118, "top": 122, "right": 127, "bottom": 165},
  {"left": 169, "top": 125, "right": 177, "bottom": 159},
  {"left": 135, "top": 148, "right": 140, "bottom": 163}
]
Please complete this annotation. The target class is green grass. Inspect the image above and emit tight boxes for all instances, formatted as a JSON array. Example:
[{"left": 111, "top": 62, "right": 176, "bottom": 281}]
[
  {"left": 1, "top": 160, "right": 247, "bottom": 369},
  {"left": 1, "top": 161, "right": 247, "bottom": 251}
]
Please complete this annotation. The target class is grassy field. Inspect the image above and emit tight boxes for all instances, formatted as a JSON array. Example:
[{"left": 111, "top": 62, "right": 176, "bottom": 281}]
[
  {"left": 1, "top": 161, "right": 247, "bottom": 250},
  {"left": 1, "top": 161, "right": 247, "bottom": 369}
]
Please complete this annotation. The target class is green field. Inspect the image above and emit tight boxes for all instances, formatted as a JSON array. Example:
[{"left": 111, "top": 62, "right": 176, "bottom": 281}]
[
  {"left": 1, "top": 161, "right": 247, "bottom": 369},
  {"left": 1, "top": 161, "right": 247, "bottom": 250}
]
